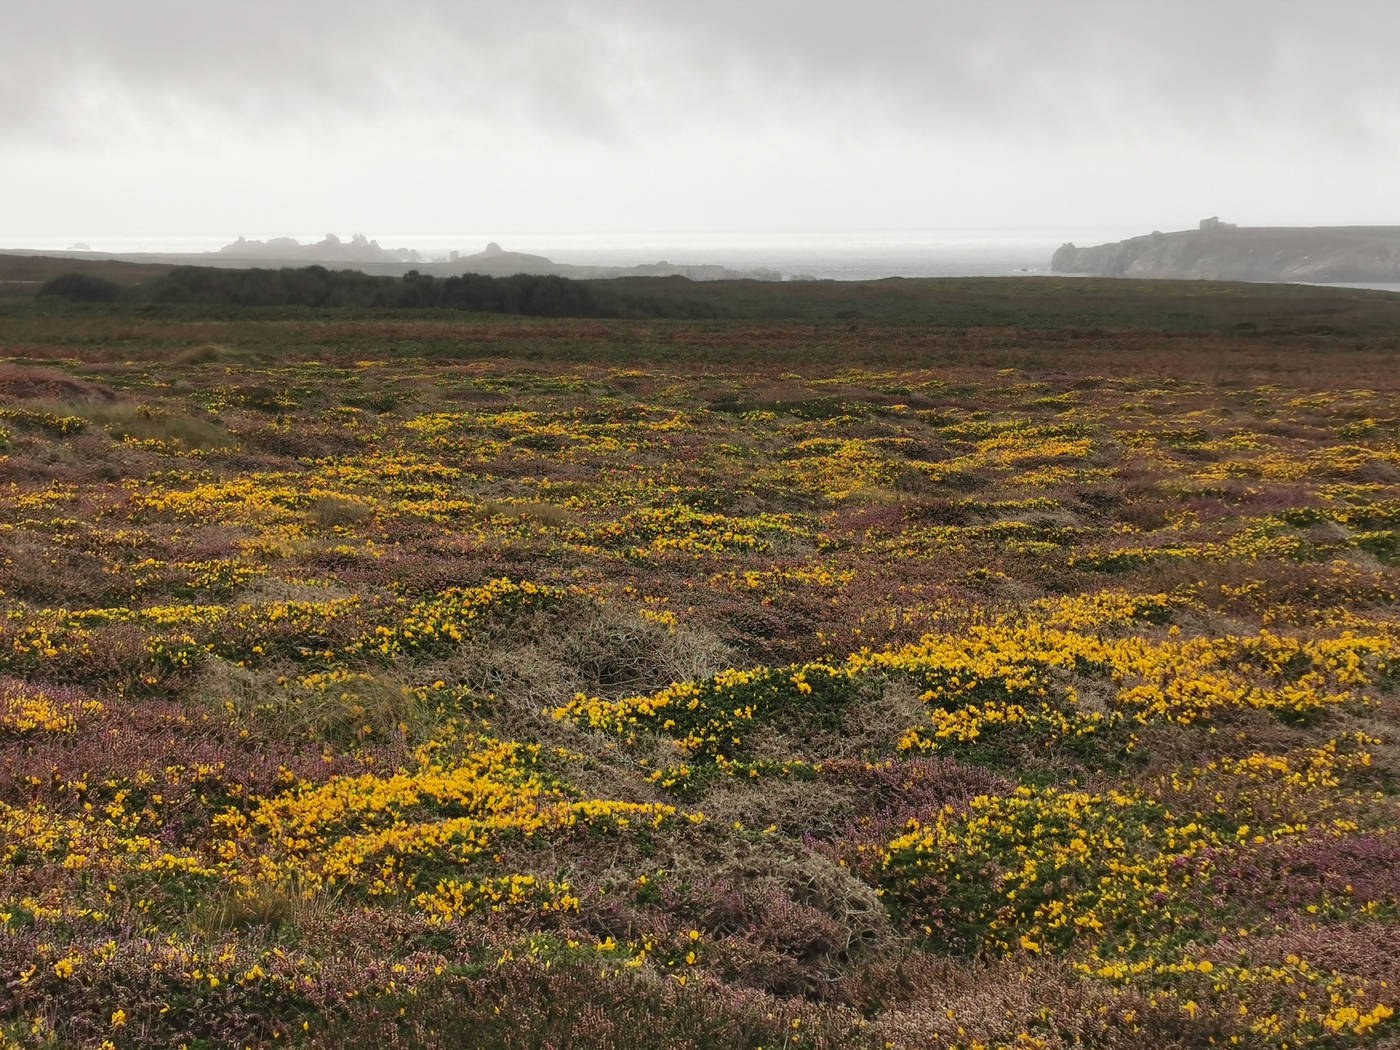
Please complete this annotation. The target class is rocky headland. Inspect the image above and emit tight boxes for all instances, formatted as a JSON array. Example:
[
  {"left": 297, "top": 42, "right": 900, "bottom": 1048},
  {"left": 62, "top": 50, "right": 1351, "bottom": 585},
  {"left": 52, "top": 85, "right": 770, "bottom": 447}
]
[{"left": 1052, "top": 218, "right": 1400, "bottom": 283}]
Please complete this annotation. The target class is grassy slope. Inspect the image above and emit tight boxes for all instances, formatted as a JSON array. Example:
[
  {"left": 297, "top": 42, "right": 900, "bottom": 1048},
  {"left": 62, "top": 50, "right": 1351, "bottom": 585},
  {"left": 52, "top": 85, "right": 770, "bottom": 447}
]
[{"left": 0, "top": 253, "right": 174, "bottom": 294}]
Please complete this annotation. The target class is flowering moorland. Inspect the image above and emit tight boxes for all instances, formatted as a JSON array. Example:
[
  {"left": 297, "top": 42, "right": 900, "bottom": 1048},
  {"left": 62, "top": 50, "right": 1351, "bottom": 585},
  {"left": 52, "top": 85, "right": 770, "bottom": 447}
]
[{"left": 0, "top": 311, "right": 1398, "bottom": 1049}]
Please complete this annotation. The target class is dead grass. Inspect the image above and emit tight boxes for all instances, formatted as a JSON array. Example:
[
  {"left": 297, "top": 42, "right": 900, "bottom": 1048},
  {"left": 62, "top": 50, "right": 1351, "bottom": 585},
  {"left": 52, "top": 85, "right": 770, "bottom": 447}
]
[
  {"left": 863, "top": 955, "right": 1231, "bottom": 1049},
  {"left": 443, "top": 602, "right": 736, "bottom": 715},
  {"left": 185, "top": 876, "right": 337, "bottom": 939},
  {"left": 478, "top": 499, "right": 580, "bottom": 526},
  {"left": 308, "top": 494, "right": 376, "bottom": 528},
  {"left": 193, "top": 661, "right": 446, "bottom": 749},
  {"left": 82, "top": 401, "right": 233, "bottom": 449},
  {"left": 170, "top": 343, "right": 256, "bottom": 365}
]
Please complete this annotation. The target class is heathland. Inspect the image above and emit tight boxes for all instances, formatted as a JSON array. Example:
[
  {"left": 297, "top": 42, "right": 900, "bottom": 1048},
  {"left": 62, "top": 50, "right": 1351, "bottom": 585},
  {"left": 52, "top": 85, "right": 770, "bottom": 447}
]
[{"left": 1, "top": 264, "right": 1399, "bottom": 1049}]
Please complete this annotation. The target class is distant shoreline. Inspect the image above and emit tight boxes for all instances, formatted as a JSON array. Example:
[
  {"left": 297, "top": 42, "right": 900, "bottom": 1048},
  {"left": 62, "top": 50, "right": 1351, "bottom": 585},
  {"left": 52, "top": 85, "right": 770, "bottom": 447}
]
[{"left": 0, "top": 228, "right": 1120, "bottom": 282}]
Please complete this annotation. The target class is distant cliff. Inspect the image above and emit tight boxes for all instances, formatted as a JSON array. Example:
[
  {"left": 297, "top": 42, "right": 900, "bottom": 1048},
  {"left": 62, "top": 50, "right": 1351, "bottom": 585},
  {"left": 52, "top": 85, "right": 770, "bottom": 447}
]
[{"left": 1052, "top": 220, "right": 1400, "bottom": 282}]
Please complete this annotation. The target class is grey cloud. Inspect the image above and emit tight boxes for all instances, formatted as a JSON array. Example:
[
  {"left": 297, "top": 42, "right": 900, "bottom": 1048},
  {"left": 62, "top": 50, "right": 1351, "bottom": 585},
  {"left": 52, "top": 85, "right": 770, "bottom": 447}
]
[
  {"left": 4, "top": 0, "right": 1398, "bottom": 236},
  {"left": 6, "top": 0, "right": 1399, "bottom": 148},
  {"left": 618, "top": 0, "right": 1400, "bottom": 145},
  {"left": 2, "top": 2, "right": 610, "bottom": 141}
]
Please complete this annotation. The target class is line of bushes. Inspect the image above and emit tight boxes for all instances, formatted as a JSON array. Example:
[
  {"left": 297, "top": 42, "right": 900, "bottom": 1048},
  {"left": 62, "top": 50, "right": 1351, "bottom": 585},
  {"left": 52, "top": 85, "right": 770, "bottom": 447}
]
[{"left": 37, "top": 265, "right": 721, "bottom": 319}]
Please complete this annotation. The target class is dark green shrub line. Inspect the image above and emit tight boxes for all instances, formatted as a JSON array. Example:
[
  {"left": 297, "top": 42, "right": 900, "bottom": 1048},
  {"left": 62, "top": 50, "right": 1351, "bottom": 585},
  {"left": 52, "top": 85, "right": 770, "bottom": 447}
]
[{"left": 40, "top": 264, "right": 721, "bottom": 319}]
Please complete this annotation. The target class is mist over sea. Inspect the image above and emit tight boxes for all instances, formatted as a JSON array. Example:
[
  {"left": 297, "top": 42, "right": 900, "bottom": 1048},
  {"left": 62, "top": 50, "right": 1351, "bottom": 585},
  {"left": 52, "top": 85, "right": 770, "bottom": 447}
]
[{"left": 4, "top": 228, "right": 1149, "bottom": 281}]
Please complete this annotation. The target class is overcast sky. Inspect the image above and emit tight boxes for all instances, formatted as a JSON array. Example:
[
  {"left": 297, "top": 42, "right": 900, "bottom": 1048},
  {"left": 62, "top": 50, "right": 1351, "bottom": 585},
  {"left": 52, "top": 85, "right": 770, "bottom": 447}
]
[{"left": 3, "top": 0, "right": 1398, "bottom": 243}]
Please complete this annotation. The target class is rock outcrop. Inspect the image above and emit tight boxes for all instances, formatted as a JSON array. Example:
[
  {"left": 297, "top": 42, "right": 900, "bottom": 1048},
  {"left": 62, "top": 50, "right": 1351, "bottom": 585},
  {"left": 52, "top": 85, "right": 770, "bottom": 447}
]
[
  {"left": 219, "top": 234, "right": 423, "bottom": 264},
  {"left": 1052, "top": 222, "right": 1400, "bottom": 283}
]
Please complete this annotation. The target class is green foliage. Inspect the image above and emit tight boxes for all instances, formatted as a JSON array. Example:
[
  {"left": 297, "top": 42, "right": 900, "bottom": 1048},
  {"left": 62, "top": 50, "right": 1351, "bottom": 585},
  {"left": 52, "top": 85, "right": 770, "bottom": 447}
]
[
  {"left": 37, "top": 271, "right": 124, "bottom": 302},
  {"left": 140, "top": 265, "right": 630, "bottom": 317}
]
